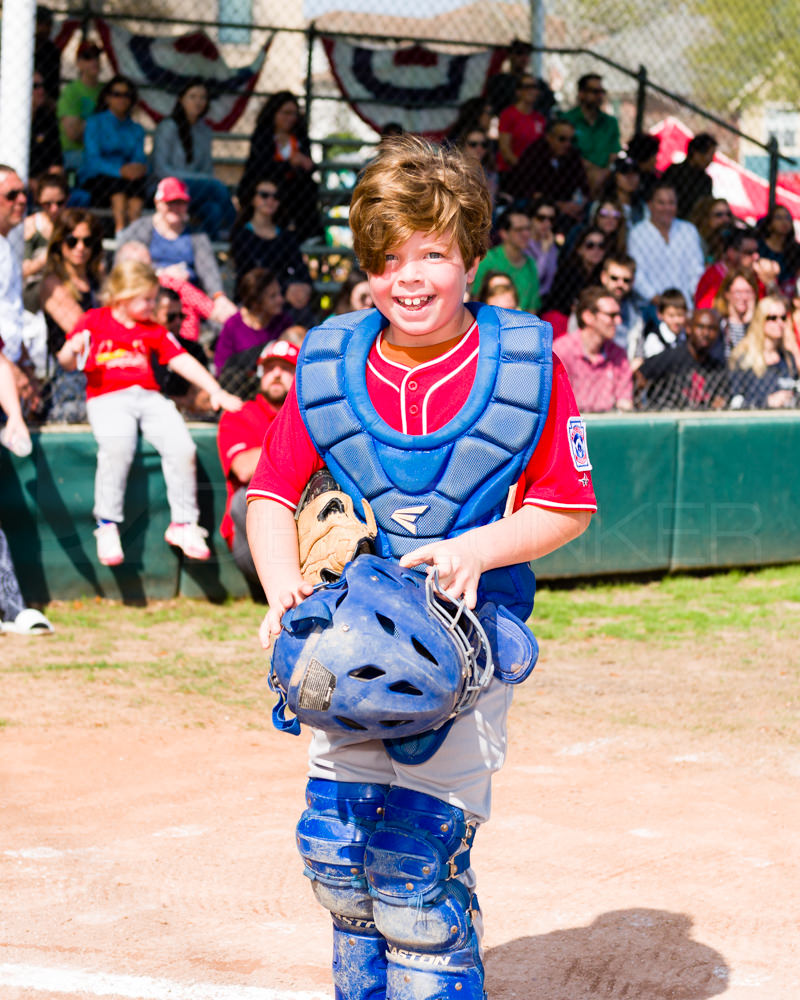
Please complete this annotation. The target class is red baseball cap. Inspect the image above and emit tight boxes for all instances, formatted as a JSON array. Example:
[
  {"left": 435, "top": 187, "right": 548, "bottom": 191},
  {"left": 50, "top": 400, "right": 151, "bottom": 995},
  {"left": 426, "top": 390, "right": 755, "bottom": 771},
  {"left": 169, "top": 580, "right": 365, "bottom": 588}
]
[
  {"left": 155, "top": 177, "right": 190, "bottom": 203},
  {"left": 257, "top": 339, "right": 300, "bottom": 371}
]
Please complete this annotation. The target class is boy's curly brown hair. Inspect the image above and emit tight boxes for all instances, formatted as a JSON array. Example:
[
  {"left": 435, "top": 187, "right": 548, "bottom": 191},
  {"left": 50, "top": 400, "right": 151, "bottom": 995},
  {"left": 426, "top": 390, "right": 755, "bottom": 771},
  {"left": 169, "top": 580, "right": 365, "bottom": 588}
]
[{"left": 349, "top": 134, "right": 492, "bottom": 275}]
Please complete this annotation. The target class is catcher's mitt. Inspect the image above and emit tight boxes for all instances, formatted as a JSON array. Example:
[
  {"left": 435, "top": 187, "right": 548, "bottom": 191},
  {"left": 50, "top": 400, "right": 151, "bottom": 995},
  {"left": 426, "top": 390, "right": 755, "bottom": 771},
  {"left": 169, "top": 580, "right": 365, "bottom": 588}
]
[{"left": 296, "top": 468, "right": 377, "bottom": 585}]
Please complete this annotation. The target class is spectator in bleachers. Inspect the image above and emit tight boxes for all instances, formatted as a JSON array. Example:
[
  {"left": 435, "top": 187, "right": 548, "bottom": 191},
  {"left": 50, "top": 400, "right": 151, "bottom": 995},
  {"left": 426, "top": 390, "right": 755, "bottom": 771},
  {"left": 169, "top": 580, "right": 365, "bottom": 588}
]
[
  {"left": 525, "top": 197, "right": 558, "bottom": 298},
  {"left": 40, "top": 208, "right": 105, "bottom": 354},
  {"left": 598, "top": 253, "right": 643, "bottom": 358},
  {"left": 57, "top": 40, "right": 103, "bottom": 174},
  {"left": 214, "top": 267, "right": 293, "bottom": 375},
  {"left": 79, "top": 75, "right": 147, "bottom": 234},
  {"left": 34, "top": 5, "right": 60, "bottom": 102},
  {"left": 445, "top": 97, "right": 492, "bottom": 148},
  {"left": 729, "top": 296, "right": 798, "bottom": 409},
  {"left": 661, "top": 132, "right": 717, "bottom": 220},
  {"left": 39, "top": 208, "right": 105, "bottom": 422},
  {"left": 30, "top": 69, "right": 62, "bottom": 181},
  {"left": 23, "top": 171, "right": 68, "bottom": 312},
  {"left": 628, "top": 180, "right": 704, "bottom": 309},
  {"left": 790, "top": 279, "right": 800, "bottom": 367},
  {"left": 755, "top": 204, "right": 800, "bottom": 291},
  {"left": 471, "top": 208, "right": 540, "bottom": 313},
  {"left": 562, "top": 73, "right": 621, "bottom": 198},
  {"left": 694, "top": 227, "right": 760, "bottom": 310},
  {"left": 486, "top": 38, "right": 533, "bottom": 117},
  {"left": 689, "top": 196, "right": 733, "bottom": 263},
  {"left": 229, "top": 177, "right": 312, "bottom": 313},
  {"left": 150, "top": 79, "right": 236, "bottom": 242},
  {"left": 711, "top": 268, "right": 759, "bottom": 362},
  {"left": 151, "top": 286, "right": 214, "bottom": 418},
  {"left": 476, "top": 271, "right": 519, "bottom": 309},
  {"left": 0, "top": 167, "right": 30, "bottom": 364},
  {"left": 555, "top": 285, "right": 632, "bottom": 412},
  {"left": 217, "top": 338, "right": 299, "bottom": 585},
  {"left": 630, "top": 288, "right": 687, "bottom": 368},
  {"left": 596, "top": 156, "right": 646, "bottom": 226},
  {"left": 457, "top": 127, "right": 499, "bottom": 204},
  {"left": 116, "top": 238, "right": 236, "bottom": 344},
  {"left": 56, "top": 259, "right": 242, "bottom": 567},
  {"left": 542, "top": 226, "right": 606, "bottom": 328},
  {"left": 0, "top": 342, "right": 54, "bottom": 635},
  {"left": 639, "top": 308, "right": 729, "bottom": 410},
  {"left": 331, "top": 268, "right": 372, "bottom": 315},
  {"left": 626, "top": 132, "right": 661, "bottom": 206},
  {"left": 238, "top": 91, "right": 321, "bottom": 243},
  {"left": 504, "top": 118, "right": 590, "bottom": 230},
  {"left": 496, "top": 75, "right": 546, "bottom": 189},
  {"left": 591, "top": 198, "right": 627, "bottom": 256},
  {"left": 117, "top": 177, "right": 233, "bottom": 310}
]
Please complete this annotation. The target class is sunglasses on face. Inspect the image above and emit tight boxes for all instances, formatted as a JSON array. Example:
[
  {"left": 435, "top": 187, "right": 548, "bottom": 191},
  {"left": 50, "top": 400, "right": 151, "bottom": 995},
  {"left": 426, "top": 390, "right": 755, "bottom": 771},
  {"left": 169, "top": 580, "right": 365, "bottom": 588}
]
[
  {"left": 598, "top": 209, "right": 621, "bottom": 219},
  {"left": 2, "top": 188, "right": 27, "bottom": 202},
  {"left": 165, "top": 310, "right": 186, "bottom": 322},
  {"left": 535, "top": 212, "right": 555, "bottom": 221},
  {"left": 466, "top": 140, "right": 488, "bottom": 148},
  {"left": 109, "top": 89, "right": 132, "bottom": 98},
  {"left": 255, "top": 190, "right": 279, "bottom": 199},
  {"left": 596, "top": 308, "right": 621, "bottom": 319},
  {"left": 41, "top": 198, "right": 66, "bottom": 207},
  {"left": 765, "top": 314, "right": 787, "bottom": 322},
  {"left": 64, "top": 234, "right": 98, "bottom": 249},
  {"left": 583, "top": 240, "right": 605, "bottom": 250}
]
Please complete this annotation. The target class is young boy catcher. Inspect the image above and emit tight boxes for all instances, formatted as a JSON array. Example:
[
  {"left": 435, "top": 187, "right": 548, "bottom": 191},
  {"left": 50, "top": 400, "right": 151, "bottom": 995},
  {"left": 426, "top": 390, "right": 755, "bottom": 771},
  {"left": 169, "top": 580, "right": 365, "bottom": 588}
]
[{"left": 246, "top": 135, "right": 596, "bottom": 999}]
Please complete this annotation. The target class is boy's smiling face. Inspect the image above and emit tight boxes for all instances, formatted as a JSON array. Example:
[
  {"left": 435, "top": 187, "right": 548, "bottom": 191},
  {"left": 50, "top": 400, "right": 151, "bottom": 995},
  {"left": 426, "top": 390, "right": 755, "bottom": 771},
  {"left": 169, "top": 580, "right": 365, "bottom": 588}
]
[{"left": 368, "top": 231, "right": 478, "bottom": 348}]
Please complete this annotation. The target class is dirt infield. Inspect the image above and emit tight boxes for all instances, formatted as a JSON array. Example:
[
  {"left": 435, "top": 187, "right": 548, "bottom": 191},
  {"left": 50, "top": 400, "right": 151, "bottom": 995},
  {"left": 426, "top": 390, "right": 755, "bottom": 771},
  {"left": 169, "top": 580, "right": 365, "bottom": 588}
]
[{"left": 2, "top": 585, "right": 799, "bottom": 1000}]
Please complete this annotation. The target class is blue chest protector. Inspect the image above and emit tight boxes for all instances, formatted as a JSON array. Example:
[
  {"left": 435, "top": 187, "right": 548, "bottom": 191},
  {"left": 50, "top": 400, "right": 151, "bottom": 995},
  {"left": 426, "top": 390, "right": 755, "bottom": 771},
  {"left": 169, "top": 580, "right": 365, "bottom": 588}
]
[{"left": 294, "top": 302, "right": 553, "bottom": 622}]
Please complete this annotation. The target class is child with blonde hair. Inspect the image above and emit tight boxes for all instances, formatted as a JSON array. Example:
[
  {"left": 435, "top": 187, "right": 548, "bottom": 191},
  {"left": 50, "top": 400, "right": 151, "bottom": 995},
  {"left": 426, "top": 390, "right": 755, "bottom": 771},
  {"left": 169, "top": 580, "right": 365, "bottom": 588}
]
[{"left": 58, "top": 259, "right": 242, "bottom": 566}]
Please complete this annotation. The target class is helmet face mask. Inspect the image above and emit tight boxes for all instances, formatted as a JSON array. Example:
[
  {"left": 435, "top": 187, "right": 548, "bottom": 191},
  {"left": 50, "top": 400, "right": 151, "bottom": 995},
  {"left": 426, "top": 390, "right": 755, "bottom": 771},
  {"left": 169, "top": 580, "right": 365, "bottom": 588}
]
[{"left": 269, "top": 554, "right": 493, "bottom": 741}]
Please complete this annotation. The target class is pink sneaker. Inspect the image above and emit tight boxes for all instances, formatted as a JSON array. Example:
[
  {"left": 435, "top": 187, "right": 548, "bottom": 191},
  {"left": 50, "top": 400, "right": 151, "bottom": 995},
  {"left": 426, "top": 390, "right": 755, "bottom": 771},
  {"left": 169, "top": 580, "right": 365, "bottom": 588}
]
[
  {"left": 94, "top": 522, "right": 124, "bottom": 566},
  {"left": 164, "top": 522, "right": 211, "bottom": 560}
]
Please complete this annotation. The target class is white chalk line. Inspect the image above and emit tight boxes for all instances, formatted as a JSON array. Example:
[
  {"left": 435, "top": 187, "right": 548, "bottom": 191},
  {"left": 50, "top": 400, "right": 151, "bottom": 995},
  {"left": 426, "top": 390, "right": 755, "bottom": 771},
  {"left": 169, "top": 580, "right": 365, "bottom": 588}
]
[{"left": 0, "top": 963, "right": 331, "bottom": 1000}]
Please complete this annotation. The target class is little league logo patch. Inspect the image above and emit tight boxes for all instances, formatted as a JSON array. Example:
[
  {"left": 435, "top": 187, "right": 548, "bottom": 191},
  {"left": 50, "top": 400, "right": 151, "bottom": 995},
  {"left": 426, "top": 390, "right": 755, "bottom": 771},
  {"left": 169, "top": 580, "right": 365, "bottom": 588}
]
[{"left": 567, "top": 417, "right": 592, "bottom": 472}]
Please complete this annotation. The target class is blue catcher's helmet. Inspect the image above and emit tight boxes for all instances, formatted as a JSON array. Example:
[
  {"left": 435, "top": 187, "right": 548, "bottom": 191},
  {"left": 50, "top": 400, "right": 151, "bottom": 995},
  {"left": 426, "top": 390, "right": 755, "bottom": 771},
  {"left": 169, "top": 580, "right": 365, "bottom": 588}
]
[{"left": 269, "top": 553, "right": 493, "bottom": 742}]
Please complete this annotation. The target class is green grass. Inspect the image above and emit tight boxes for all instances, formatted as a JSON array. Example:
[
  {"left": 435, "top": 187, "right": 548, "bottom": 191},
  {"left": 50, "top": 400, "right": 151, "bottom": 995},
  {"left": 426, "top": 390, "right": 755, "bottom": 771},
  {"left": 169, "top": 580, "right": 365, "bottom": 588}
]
[{"left": 531, "top": 564, "right": 800, "bottom": 643}]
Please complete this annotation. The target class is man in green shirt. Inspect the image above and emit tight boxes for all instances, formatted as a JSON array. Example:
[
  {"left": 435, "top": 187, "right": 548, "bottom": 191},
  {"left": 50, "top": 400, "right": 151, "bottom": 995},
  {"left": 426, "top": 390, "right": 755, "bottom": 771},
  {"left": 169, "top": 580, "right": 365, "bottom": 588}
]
[
  {"left": 57, "top": 40, "right": 103, "bottom": 170},
  {"left": 472, "top": 208, "right": 540, "bottom": 312},
  {"left": 563, "top": 73, "right": 621, "bottom": 198}
]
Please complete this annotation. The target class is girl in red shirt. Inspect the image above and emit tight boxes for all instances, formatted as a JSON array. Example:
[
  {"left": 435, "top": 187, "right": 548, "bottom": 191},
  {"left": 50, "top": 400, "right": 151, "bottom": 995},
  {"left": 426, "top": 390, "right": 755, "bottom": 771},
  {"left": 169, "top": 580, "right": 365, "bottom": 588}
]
[{"left": 58, "top": 259, "right": 242, "bottom": 567}]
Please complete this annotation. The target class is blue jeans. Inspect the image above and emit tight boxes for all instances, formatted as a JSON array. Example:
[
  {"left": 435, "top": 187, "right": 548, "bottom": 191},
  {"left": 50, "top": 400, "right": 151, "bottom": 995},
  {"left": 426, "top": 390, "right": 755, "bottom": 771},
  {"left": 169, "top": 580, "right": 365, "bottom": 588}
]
[{"left": 184, "top": 177, "right": 236, "bottom": 240}]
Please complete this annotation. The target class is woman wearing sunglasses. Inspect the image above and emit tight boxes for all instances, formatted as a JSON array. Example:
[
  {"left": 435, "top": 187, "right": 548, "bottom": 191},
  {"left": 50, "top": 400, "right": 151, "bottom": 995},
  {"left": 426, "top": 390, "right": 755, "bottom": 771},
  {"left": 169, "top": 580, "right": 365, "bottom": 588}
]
[
  {"left": 22, "top": 171, "right": 68, "bottom": 312},
  {"left": 730, "top": 296, "right": 799, "bottom": 409},
  {"left": 229, "top": 177, "right": 312, "bottom": 317},
  {"left": 458, "top": 127, "right": 498, "bottom": 203},
  {"left": 39, "top": 208, "right": 106, "bottom": 420},
  {"left": 543, "top": 226, "right": 608, "bottom": 326},
  {"left": 79, "top": 75, "right": 147, "bottom": 234}
]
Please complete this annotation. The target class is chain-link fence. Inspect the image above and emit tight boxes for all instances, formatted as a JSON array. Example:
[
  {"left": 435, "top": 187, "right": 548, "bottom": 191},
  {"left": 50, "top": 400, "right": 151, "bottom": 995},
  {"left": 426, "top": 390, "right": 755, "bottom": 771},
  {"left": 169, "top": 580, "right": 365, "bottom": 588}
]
[{"left": 1, "top": 0, "right": 798, "bottom": 420}]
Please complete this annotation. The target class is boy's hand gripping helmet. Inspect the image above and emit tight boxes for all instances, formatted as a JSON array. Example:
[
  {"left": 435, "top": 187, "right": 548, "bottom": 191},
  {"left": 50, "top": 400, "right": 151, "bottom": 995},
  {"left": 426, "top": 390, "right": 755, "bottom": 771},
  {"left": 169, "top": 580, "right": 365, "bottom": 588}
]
[{"left": 268, "top": 553, "right": 493, "bottom": 741}]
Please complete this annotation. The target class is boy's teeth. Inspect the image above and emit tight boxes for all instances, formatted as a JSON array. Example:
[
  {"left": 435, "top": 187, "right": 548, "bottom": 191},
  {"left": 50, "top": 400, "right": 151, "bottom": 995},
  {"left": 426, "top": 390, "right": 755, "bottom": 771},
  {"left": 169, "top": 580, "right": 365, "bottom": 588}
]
[{"left": 400, "top": 297, "right": 426, "bottom": 306}]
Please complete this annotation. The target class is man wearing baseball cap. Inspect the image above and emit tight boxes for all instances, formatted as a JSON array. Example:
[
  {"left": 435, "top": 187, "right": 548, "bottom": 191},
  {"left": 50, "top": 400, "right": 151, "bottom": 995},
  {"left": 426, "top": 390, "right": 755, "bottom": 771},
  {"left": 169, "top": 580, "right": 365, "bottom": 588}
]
[{"left": 217, "top": 338, "right": 300, "bottom": 585}]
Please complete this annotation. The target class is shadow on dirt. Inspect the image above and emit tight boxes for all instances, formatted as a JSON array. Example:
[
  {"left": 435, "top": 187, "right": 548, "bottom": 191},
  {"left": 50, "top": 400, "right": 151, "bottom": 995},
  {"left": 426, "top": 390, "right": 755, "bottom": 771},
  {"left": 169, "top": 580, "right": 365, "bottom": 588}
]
[{"left": 485, "top": 907, "right": 728, "bottom": 999}]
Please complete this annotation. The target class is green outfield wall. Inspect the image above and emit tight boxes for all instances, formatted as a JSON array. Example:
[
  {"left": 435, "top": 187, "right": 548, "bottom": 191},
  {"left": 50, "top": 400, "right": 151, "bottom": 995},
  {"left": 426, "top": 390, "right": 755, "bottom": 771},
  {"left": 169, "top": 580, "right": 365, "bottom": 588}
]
[{"left": 2, "top": 413, "right": 799, "bottom": 604}]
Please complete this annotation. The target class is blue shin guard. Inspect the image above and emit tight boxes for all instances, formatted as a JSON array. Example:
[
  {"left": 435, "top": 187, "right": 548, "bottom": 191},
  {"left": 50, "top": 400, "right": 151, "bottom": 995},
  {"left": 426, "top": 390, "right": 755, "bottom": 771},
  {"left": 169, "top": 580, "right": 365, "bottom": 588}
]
[
  {"left": 296, "top": 779, "right": 390, "bottom": 999},
  {"left": 332, "top": 917, "right": 387, "bottom": 1000},
  {"left": 365, "top": 787, "right": 486, "bottom": 1000}
]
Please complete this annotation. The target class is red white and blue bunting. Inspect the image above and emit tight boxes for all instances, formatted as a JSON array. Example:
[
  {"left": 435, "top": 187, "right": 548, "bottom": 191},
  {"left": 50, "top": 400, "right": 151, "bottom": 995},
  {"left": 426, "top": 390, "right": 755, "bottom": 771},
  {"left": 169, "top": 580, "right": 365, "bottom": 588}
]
[
  {"left": 322, "top": 37, "right": 505, "bottom": 138},
  {"left": 55, "top": 17, "right": 272, "bottom": 131}
]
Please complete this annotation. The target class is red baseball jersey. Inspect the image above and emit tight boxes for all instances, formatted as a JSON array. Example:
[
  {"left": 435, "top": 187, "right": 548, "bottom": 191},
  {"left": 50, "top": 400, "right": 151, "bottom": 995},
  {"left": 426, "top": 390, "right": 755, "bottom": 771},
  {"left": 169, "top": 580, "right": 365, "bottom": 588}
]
[
  {"left": 69, "top": 307, "right": 185, "bottom": 399},
  {"left": 217, "top": 395, "right": 281, "bottom": 547},
  {"left": 248, "top": 322, "right": 597, "bottom": 514}
]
